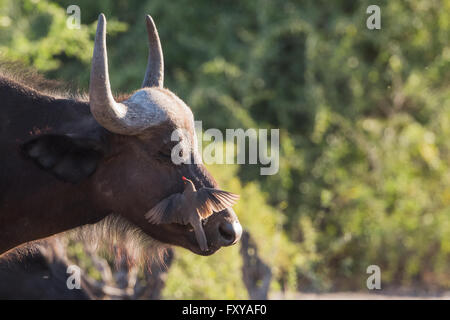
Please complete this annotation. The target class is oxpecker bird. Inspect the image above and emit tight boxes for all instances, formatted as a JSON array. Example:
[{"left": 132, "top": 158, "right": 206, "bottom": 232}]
[{"left": 145, "top": 176, "right": 240, "bottom": 251}]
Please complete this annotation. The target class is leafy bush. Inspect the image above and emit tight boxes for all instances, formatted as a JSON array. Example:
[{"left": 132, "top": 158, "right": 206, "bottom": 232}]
[{"left": 1, "top": 0, "right": 448, "bottom": 294}]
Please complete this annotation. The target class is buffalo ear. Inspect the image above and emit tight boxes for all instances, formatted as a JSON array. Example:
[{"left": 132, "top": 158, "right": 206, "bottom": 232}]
[{"left": 21, "top": 134, "right": 106, "bottom": 184}]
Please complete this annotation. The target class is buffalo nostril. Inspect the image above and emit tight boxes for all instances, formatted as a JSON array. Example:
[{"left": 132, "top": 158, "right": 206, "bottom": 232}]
[
  {"left": 218, "top": 221, "right": 243, "bottom": 246},
  {"left": 219, "top": 223, "right": 233, "bottom": 242}
]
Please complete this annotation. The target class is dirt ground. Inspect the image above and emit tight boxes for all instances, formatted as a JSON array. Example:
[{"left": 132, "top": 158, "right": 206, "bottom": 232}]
[{"left": 270, "top": 291, "right": 450, "bottom": 300}]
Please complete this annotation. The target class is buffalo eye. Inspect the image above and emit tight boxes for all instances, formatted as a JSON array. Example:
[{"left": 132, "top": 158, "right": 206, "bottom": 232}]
[
  {"left": 157, "top": 142, "right": 182, "bottom": 163},
  {"left": 157, "top": 146, "right": 173, "bottom": 162},
  {"left": 158, "top": 150, "right": 172, "bottom": 160}
]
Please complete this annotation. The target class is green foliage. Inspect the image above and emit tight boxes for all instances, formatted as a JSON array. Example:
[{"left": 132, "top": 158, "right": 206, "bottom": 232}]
[
  {"left": 0, "top": 0, "right": 126, "bottom": 85},
  {"left": 1, "top": 0, "right": 448, "bottom": 294}
]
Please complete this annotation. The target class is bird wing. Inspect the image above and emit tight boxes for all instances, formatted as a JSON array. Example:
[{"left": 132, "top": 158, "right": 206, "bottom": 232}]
[
  {"left": 195, "top": 188, "right": 240, "bottom": 219},
  {"left": 144, "top": 193, "right": 187, "bottom": 225}
]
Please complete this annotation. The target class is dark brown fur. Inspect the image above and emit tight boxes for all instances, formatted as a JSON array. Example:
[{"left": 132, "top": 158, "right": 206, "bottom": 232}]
[
  {"left": 0, "top": 238, "right": 92, "bottom": 299},
  {"left": 0, "top": 62, "right": 241, "bottom": 263}
]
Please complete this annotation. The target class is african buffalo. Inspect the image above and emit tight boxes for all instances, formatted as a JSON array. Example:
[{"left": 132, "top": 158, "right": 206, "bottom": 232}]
[
  {"left": 0, "top": 240, "right": 92, "bottom": 299},
  {"left": 0, "top": 14, "right": 242, "bottom": 261}
]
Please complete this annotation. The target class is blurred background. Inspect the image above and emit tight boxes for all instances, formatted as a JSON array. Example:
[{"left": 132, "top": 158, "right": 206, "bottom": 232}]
[{"left": 0, "top": 0, "right": 449, "bottom": 298}]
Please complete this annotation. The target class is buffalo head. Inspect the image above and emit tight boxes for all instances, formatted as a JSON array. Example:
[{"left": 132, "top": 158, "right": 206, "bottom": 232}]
[{"left": 86, "top": 14, "right": 242, "bottom": 255}]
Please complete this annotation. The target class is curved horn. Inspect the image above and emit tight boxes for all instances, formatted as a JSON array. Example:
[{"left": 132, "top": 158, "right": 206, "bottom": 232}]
[
  {"left": 89, "top": 14, "right": 139, "bottom": 135},
  {"left": 90, "top": 14, "right": 169, "bottom": 135},
  {"left": 142, "top": 15, "right": 164, "bottom": 88}
]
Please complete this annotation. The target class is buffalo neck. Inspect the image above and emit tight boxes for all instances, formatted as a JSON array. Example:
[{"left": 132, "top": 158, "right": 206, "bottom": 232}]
[{"left": 0, "top": 76, "right": 111, "bottom": 254}]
